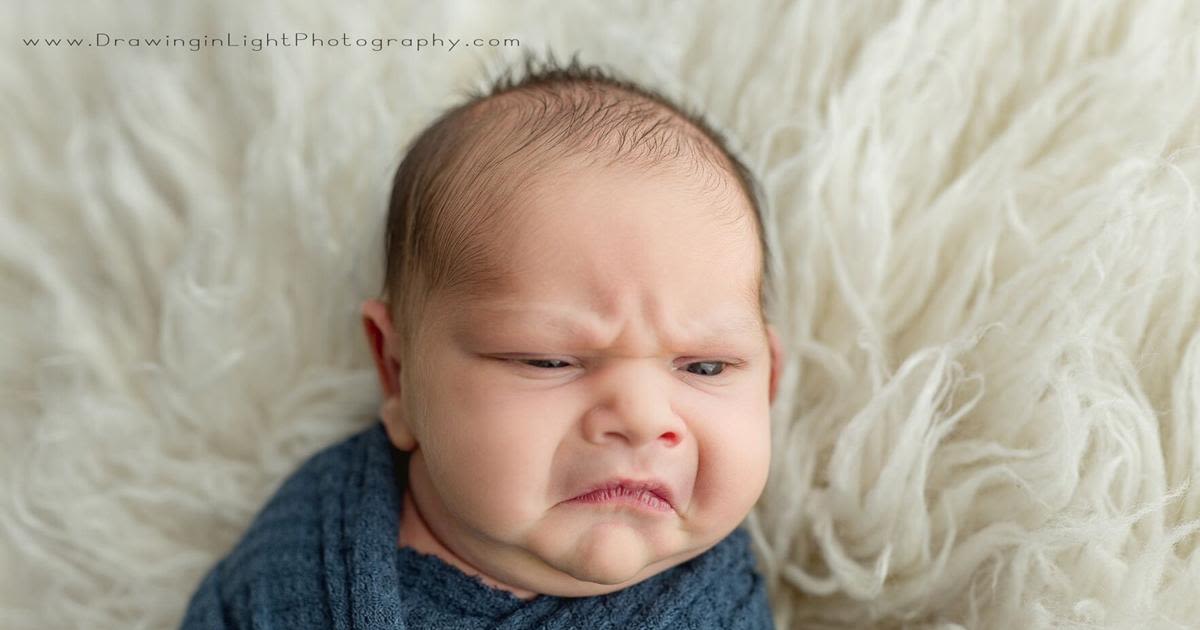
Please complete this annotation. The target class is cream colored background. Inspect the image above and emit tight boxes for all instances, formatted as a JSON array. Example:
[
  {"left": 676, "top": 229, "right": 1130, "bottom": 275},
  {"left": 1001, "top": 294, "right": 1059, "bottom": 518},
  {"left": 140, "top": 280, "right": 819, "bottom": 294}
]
[{"left": 2, "top": 1, "right": 1199, "bottom": 628}]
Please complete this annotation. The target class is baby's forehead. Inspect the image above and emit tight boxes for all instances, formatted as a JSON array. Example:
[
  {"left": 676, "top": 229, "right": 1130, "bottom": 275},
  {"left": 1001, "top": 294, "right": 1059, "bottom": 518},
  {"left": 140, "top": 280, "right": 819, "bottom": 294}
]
[
  {"left": 420, "top": 83, "right": 761, "bottom": 276},
  {"left": 447, "top": 133, "right": 753, "bottom": 258}
]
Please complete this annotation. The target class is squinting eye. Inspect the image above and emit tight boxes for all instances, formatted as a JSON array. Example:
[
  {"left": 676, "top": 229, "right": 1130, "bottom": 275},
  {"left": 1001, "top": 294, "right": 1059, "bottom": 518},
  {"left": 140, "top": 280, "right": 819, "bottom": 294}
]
[
  {"left": 514, "top": 358, "right": 734, "bottom": 377},
  {"left": 518, "top": 359, "right": 572, "bottom": 369},
  {"left": 684, "top": 361, "right": 727, "bottom": 377}
]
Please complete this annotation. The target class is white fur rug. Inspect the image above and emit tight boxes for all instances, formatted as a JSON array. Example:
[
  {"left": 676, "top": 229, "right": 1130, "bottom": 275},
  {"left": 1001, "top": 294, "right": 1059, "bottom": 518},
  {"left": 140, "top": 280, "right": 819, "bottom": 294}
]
[{"left": 3, "top": 1, "right": 1199, "bottom": 628}]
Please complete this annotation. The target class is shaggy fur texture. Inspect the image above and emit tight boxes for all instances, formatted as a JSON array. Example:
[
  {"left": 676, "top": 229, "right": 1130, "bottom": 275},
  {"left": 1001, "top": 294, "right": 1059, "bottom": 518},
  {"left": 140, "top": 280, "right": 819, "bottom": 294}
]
[{"left": 2, "top": 1, "right": 1199, "bottom": 628}]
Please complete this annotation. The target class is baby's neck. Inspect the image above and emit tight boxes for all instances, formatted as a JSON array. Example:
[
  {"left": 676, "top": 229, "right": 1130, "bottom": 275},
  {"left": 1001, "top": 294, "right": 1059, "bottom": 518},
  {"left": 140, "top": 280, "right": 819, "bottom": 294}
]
[{"left": 398, "top": 482, "right": 540, "bottom": 601}]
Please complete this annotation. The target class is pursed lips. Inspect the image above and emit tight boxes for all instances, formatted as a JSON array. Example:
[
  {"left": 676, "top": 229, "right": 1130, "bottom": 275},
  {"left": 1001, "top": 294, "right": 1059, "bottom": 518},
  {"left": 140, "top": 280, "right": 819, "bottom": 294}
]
[{"left": 569, "top": 477, "right": 676, "bottom": 513}]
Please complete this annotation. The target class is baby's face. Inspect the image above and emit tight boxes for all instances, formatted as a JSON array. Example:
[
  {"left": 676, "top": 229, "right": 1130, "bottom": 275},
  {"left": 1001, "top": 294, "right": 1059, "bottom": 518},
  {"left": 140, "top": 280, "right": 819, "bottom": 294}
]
[{"left": 364, "top": 159, "right": 782, "bottom": 599}]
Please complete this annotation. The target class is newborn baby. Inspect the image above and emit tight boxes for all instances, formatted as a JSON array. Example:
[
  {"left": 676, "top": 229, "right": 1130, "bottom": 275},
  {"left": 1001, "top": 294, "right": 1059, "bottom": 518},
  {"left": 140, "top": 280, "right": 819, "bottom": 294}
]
[{"left": 182, "top": 54, "right": 783, "bottom": 629}]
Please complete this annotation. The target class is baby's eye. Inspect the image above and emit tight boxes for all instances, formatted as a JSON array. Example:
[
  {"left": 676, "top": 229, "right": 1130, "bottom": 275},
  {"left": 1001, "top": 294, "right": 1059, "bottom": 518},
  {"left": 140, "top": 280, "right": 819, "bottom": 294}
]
[
  {"left": 683, "top": 361, "right": 728, "bottom": 377},
  {"left": 519, "top": 359, "right": 572, "bottom": 369},
  {"left": 516, "top": 358, "right": 731, "bottom": 377}
]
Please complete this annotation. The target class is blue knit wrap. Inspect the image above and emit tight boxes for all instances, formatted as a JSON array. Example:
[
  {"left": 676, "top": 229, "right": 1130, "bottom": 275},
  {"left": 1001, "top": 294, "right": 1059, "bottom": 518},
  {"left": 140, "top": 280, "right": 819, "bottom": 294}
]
[{"left": 181, "top": 421, "right": 774, "bottom": 629}]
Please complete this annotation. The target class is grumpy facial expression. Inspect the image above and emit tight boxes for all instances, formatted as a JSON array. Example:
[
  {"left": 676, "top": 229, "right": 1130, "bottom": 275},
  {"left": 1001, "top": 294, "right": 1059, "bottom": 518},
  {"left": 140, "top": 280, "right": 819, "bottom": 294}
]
[{"left": 363, "top": 158, "right": 782, "bottom": 599}]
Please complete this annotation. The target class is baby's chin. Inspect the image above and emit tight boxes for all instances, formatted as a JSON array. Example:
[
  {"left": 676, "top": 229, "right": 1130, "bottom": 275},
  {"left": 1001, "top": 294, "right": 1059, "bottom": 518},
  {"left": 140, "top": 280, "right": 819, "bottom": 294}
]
[{"left": 523, "top": 513, "right": 703, "bottom": 589}]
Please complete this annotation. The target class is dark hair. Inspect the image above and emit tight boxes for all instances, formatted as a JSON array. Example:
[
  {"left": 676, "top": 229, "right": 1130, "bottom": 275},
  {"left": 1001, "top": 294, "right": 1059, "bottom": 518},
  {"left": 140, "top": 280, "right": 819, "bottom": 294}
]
[{"left": 379, "top": 49, "right": 770, "bottom": 358}]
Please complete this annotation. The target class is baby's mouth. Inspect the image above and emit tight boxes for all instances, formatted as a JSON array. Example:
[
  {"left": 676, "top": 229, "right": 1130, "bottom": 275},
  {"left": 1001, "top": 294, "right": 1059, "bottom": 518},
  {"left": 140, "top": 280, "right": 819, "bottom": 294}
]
[{"left": 566, "top": 478, "right": 676, "bottom": 515}]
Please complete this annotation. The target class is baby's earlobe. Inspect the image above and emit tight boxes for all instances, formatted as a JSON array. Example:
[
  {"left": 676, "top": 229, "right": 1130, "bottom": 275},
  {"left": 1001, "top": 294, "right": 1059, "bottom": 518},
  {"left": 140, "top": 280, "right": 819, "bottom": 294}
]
[{"left": 380, "top": 396, "right": 417, "bottom": 451}]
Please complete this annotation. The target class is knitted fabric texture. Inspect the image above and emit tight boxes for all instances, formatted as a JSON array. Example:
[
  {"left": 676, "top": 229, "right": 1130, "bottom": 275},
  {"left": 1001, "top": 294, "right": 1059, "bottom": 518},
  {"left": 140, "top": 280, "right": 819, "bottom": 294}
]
[{"left": 180, "top": 421, "right": 774, "bottom": 629}]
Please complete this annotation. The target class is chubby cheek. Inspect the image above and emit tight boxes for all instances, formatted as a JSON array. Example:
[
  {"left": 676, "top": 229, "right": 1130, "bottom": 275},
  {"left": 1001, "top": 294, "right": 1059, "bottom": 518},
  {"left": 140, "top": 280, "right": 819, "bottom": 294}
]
[
  {"left": 686, "top": 394, "right": 772, "bottom": 529},
  {"left": 422, "top": 367, "right": 565, "bottom": 532}
]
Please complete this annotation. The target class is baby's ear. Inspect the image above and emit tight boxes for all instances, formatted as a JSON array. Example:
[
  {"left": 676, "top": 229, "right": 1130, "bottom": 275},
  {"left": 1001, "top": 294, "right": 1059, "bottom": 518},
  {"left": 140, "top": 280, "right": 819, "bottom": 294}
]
[
  {"left": 361, "top": 299, "right": 417, "bottom": 451},
  {"left": 362, "top": 299, "right": 401, "bottom": 394},
  {"left": 766, "top": 324, "right": 784, "bottom": 404}
]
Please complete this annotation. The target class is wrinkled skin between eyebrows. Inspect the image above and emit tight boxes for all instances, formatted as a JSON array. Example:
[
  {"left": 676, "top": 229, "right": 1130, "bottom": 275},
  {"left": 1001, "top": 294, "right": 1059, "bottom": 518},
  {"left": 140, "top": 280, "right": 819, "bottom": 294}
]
[{"left": 362, "top": 157, "right": 784, "bottom": 600}]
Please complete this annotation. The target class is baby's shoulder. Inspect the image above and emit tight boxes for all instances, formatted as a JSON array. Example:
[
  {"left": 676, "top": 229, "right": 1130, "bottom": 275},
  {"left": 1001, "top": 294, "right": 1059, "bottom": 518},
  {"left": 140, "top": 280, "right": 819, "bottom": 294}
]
[{"left": 207, "top": 427, "right": 376, "bottom": 607}]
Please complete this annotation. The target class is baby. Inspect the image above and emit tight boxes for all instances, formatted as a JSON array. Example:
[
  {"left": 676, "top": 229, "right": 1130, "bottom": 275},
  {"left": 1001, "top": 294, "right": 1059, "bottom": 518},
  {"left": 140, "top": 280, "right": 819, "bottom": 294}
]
[{"left": 182, "top": 52, "right": 783, "bottom": 629}]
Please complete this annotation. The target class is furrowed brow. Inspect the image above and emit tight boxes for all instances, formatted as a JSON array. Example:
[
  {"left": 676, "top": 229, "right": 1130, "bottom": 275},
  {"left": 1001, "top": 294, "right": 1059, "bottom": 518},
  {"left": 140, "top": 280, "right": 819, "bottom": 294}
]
[{"left": 482, "top": 306, "right": 762, "bottom": 350}]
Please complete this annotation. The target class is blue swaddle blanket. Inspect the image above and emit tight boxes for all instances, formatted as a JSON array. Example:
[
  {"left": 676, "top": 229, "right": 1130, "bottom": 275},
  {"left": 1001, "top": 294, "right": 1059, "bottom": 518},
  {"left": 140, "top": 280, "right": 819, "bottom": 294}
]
[{"left": 180, "top": 420, "right": 775, "bottom": 629}]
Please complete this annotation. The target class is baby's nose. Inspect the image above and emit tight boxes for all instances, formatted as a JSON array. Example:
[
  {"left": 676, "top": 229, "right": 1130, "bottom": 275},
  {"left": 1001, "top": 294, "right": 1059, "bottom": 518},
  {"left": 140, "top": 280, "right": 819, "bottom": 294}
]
[{"left": 580, "top": 360, "right": 686, "bottom": 444}]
